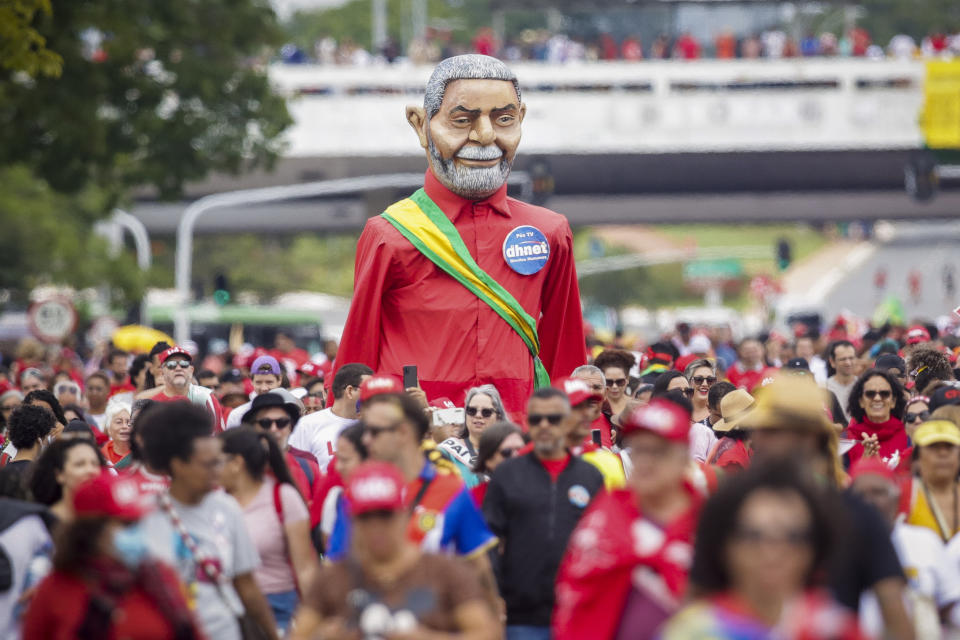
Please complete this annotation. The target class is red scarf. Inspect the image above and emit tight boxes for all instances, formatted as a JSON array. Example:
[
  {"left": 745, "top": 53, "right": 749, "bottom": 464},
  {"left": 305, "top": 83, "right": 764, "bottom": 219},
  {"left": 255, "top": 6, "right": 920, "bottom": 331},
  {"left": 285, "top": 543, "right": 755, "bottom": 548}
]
[
  {"left": 846, "top": 417, "right": 908, "bottom": 465},
  {"left": 553, "top": 483, "right": 702, "bottom": 640}
]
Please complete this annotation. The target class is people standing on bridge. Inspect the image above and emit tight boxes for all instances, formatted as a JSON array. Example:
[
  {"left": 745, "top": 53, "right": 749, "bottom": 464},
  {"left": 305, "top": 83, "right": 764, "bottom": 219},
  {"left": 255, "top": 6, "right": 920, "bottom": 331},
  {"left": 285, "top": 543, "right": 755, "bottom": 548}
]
[{"left": 335, "top": 55, "right": 587, "bottom": 418}]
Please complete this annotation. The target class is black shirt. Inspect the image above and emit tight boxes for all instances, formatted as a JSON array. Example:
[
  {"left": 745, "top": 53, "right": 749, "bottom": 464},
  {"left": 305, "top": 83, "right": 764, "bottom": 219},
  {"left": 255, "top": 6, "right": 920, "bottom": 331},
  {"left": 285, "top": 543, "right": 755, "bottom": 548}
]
[{"left": 829, "top": 491, "right": 905, "bottom": 611}]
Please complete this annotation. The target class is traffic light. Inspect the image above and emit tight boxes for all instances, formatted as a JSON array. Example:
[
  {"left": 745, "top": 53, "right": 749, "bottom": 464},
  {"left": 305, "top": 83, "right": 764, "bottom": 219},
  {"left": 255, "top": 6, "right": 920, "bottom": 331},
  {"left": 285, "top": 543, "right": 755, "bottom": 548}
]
[
  {"left": 776, "top": 239, "right": 792, "bottom": 272},
  {"left": 213, "top": 273, "right": 231, "bottom": 306}
]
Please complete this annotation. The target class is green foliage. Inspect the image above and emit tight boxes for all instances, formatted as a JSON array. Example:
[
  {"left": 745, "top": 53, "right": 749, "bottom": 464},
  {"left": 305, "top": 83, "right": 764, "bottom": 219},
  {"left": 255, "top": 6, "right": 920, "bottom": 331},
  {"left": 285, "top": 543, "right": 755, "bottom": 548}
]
[
  {"left": 0, "top": 0, "right": 62, "bottom": 77},
  {"left": 0, "top": 165, "right": 143, "bottom": 306},
  {"left": 149, "top": 232, "right": 362, "bottom": 300},
  {"left": 0, "top": 0, "right": 292, "bottom": 199},
  {"left": 859, "top": 0, "right": 960, "bottom": 43}
]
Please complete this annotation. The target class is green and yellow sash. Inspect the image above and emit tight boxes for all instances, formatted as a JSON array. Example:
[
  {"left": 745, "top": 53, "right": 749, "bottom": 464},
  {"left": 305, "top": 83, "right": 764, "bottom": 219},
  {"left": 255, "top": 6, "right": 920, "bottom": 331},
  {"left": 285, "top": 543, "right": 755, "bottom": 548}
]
[{"left": 382, "top": 188, "right": 551, "bottom": 389}]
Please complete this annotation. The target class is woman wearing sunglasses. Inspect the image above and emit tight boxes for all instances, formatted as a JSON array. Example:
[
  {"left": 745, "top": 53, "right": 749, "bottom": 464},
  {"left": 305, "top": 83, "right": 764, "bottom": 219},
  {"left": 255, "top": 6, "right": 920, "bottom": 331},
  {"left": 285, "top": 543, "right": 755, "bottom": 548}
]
[
  {"left": 903, "top": 395, "right": 931, "bottom": 439},
  {"left": 684, "top": 358, "right": 718, "bottom": 425},
  {"left": 469, "top": 422, "right": 524, "bottom": 506},
  {"left": 846, "top": 369, "right": 908, "bottom": 466},
  {"left": 438, "top": 385, "right": 505, "bottom": 488},
  {"left": 593, "top": 349, "right": 637, "bottom": 427}
]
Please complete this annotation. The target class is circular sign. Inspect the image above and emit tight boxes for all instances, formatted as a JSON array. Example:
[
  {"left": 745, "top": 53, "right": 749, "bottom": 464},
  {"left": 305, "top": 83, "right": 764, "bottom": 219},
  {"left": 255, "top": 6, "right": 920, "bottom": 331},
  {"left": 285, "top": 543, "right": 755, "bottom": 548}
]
[
  {"left": 502, "top": 225, "right": 550, "bottom": 276},
  {"left": 28, "top": 297, "right": 77, "bottom": 344}
]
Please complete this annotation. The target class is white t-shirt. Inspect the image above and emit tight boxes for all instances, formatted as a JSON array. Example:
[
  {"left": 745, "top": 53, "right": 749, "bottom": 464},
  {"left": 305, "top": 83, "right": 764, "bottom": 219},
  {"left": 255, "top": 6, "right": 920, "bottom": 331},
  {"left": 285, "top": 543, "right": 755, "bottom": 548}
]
[
  {"left": 225, "top": 399, "right": 254, "bottom": 430},
  {"left": 688, "top": 421, "right": 718, "bottom": 463},
  {"left": 286, "top": 408, "right": 356, "bottom": 472},
  {"left": 860, "top": 522, "right": 960, "bottom": 637},
  {"left": 0, "top": 514, "right": 52, "bottom": 637},
  {"left": 142, "top": 491, "right": 260, "bottom": 640},
  {"left": 826, "top": 376, "right": 856, "bottom": 423}
]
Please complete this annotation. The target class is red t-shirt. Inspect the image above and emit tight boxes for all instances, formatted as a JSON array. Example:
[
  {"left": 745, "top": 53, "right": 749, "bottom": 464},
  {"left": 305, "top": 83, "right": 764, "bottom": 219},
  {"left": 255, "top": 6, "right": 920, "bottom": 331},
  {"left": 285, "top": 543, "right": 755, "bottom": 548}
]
[
  {"left": 22, "top": 565, "right": 199, "bottom": 640},
  {"left": 541, "top": 454, "right": 571, "bottom": 483}
]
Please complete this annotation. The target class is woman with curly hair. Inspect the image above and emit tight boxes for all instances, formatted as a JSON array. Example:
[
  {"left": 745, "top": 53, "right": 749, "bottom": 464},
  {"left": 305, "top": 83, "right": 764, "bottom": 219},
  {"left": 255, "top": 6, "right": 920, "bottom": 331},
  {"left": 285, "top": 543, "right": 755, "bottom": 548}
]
[{"left": 845, "top": 369, "right": 908, "bottom": 466}]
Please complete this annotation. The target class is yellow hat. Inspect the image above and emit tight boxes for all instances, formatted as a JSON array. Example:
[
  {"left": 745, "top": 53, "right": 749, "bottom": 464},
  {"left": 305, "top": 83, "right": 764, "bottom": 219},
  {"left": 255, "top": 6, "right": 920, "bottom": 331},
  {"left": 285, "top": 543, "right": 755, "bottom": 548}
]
[
  {"left": 914, "top": 420, "right": 960, "bottom": 447},
  {"left": 740, "top": 376, "right": 833, "bottom": 434},
  {"left": 713, "top": 389, "right": 756, "bottom": 433}
]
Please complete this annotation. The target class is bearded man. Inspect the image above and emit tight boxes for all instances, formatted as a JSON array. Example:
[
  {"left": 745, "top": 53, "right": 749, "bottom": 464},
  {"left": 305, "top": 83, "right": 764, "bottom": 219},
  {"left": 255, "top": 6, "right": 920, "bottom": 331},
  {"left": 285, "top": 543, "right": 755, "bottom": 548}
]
[{"left": 337, "top": 55, "right": 586, "bottom": 417}]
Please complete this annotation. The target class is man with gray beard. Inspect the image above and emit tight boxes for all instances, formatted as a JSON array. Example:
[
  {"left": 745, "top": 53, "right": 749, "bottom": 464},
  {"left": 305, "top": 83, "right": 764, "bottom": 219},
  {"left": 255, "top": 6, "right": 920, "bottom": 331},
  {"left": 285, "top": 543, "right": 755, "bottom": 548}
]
[{"left": 336, "top": 55, "right": 586, "bottom": 417}]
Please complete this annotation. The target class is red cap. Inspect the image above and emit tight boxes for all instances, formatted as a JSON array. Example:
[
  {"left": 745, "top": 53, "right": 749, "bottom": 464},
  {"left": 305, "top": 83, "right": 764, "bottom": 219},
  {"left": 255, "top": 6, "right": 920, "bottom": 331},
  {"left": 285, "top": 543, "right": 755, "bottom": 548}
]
[
  {"left": 555, "top": 376, "right": 603, "bottom": 407},
  {"left": 429, "top": 397, "right": 457, "bottom": 410},
  {"left": 849, "top": 457, "right": 897, "bottom": 484},
  {"left": 74, "top": 472, "right": 149, "bottom": 522},
  {"left": 674, "top": 353, "right": 699, "bottom": 373},
  {"left": 359, "top": 375, "right": 404, "bottom": 402},
  {"left": 906, "top": 325, "right": 931, "bottom": 345},
  {"left": 299, "top": 361, "right": 324, "bottom": 379},
  {"left": 620, "top": 399, "right": 691, "bottom": 444},
  {"left": 159, "top": 346, "right": 192, "bottom": 364},
  {"left": 346, "top": 462, "right": 406, "bottom": 516}
]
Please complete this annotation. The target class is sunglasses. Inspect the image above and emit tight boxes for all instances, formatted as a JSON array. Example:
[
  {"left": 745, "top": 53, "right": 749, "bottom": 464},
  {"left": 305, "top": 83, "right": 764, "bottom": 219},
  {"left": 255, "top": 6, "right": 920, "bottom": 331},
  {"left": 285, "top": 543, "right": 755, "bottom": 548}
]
[
  {"left": 605, "top": 378, "right": 627, "bottom": 388},
  {"left": 733, "top": 526, "right": 811, "bottom": 547},
  {"left": 528, "top": 413, "right": 565, "bottom": 427},
  {"left": 466, "top": 407, "right": 496, "bottom": 418},
  {"left": 863, "top": 390, "right": 892, "bottom": 400},
  {"left": 498, "top": 447, "right": 516, "bottom": 458},
  {"left": 55, "top": 384, "right": 80, "bottom": 394},
  {"left": 364, "top": 423, "right": 400, "bottom": 438},
  {"left": 691, "top": 376, "right": 717, "bottom": 386},
  {"left": 256, "top": 417, "right": 291, "bottom": 430},
  {"left": 680, "top": 388, "right": 695, "bottom": 397},
  {"left": 906, "top": 410, "right": 930, "bottom": 423},
  {"left": 163, "top": 360, "right": 191, "bottom": 370}
]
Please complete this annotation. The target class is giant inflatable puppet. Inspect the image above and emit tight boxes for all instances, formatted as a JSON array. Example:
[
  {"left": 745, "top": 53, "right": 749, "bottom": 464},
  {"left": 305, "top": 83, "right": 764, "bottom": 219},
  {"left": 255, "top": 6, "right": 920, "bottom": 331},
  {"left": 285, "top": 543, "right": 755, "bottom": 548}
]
[{"left": 336, "top": 55, "right": 587, "bottom": 416}]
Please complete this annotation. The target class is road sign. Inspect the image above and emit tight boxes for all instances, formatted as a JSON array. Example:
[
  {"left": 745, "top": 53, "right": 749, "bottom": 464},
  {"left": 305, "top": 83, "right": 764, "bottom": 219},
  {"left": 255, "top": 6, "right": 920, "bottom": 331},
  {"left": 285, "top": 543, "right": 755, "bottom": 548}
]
[
  {"left": 28, "top": 297, "right": 77, "bottom": 344},
  {"left": 683, "top": 258, "right": 743, "bottom": 282}
]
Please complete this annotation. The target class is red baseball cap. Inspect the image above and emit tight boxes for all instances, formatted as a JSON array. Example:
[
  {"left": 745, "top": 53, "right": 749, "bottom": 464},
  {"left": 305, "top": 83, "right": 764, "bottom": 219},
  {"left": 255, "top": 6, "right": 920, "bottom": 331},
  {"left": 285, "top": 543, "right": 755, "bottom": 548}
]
[
  {"left": 299, "top": 361, "right": 324, "bottom": 379},
  {"left": 430, "top": 397, "right": 458, "bottom": 410},
  {"left": 849, "top": 457, "right": 897, "bottom": 484},
  {"left": 346, "top": 462, "right": 406, "bottom": 516},
  {"left": 620, "top": 399, "right": 691, "bottom": 444},
  {"left": 74, "top": 472, "right": 149, "bottom": 522},
  {"left": 555, "top": 376, "right": 603, "bottom": 407},
  {"left": 359, "top": 375, "right": 404, "bottom": 402},
  {"left": 906, "top": 325, "right": 931, "bottom": 345},
  {"left": 159, "top": 346, "right": 192, "bottom": 364}
]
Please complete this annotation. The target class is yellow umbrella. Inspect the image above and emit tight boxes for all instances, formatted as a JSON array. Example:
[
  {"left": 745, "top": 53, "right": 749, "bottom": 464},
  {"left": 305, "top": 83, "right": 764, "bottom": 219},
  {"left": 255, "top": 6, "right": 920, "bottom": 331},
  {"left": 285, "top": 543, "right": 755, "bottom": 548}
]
[{"left": 111, "top": 325, "right": 174, "bottom": 354}]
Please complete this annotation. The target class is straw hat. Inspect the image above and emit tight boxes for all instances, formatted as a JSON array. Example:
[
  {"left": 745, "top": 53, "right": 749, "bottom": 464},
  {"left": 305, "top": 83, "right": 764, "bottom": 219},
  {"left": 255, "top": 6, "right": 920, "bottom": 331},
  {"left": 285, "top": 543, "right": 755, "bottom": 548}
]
[{"left": 713, "top": 389, "right": 756, "bottom": 433}]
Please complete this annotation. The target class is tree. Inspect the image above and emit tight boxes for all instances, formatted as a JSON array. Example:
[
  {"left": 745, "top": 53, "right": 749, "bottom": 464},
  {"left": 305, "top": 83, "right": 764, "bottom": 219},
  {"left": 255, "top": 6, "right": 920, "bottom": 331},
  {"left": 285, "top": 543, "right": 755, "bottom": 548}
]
[
  {"left": 0, "top": 1, "right": 292, "bottom": 308},
  {"left": 0, "top": 0, "right": 62, "bottom": 77},
  {"left": 0, "top": 165, "right": 143, "bottom": 307},
  {"left": 0, "top": 0, "right": 292, "bottom": 199}
]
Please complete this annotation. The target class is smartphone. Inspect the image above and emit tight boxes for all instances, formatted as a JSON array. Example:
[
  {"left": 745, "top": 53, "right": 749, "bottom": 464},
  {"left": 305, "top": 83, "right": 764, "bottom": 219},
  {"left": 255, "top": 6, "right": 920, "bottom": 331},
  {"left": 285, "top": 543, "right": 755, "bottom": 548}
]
[
  {"left": 591, "top": 429, "right": 602, "bottom": 446},
  {"left": 402, "top": 365, "right": 418, "bottom": 390},
  {"left": 433, "top": 408, "right": 465, "bottom": 426}
]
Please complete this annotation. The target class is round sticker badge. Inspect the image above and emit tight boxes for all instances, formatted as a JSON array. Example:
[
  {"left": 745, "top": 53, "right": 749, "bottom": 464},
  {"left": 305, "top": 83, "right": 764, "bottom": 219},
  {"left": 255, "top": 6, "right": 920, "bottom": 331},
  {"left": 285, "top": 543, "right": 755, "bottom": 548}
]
[
  {"left": 568, "top": 484, "right": 590, "bottom": 509},
  {"left": 503, "top": 225, "right": 550, "bottom": 275}
]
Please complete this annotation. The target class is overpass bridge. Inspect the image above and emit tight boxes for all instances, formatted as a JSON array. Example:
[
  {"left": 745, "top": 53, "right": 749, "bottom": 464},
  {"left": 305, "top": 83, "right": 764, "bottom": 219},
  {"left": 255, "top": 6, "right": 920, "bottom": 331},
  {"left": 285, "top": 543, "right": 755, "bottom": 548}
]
[{"left": 133, "top": 58, "right": 956, "bottom": 232}]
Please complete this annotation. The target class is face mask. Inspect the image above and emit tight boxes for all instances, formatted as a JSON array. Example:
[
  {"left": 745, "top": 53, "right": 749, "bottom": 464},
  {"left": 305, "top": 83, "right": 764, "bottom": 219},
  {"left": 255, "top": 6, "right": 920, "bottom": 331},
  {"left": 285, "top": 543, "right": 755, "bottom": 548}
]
[{"left": 112, "top": 523, "right": 149, "bottom": 569}]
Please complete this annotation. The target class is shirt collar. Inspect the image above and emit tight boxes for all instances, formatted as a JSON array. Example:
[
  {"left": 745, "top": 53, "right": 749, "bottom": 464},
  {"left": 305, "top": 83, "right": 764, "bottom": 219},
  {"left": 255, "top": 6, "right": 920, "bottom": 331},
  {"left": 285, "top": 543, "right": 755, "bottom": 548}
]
[{"left": 422, "top": 169, "right": 511, "bottom": 221}]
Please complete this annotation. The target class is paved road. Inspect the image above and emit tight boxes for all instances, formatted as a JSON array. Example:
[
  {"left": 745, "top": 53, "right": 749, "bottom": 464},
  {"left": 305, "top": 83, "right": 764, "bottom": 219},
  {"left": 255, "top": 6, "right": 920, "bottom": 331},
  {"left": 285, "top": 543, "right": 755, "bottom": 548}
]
[{"left": 823, "top": 220, "right": 960, "bottom": 322}]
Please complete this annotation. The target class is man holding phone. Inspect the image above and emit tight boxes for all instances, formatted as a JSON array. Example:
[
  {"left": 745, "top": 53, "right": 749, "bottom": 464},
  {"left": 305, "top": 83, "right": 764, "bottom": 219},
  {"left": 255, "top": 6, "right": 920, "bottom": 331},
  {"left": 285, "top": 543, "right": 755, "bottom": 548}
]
[{"left": 336, "top": 55, "right": 586, "bottom": 417}]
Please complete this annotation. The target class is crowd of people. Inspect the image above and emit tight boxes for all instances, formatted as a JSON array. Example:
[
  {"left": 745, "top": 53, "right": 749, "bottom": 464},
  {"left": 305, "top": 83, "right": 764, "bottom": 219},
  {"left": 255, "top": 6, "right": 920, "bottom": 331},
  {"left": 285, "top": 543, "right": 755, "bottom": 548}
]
[
  {"left": 0, "top": 316, "right": 959, "bottom": 638},
  {"left": 283, "top": 25, "right": 960, "bottom": 66}
]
